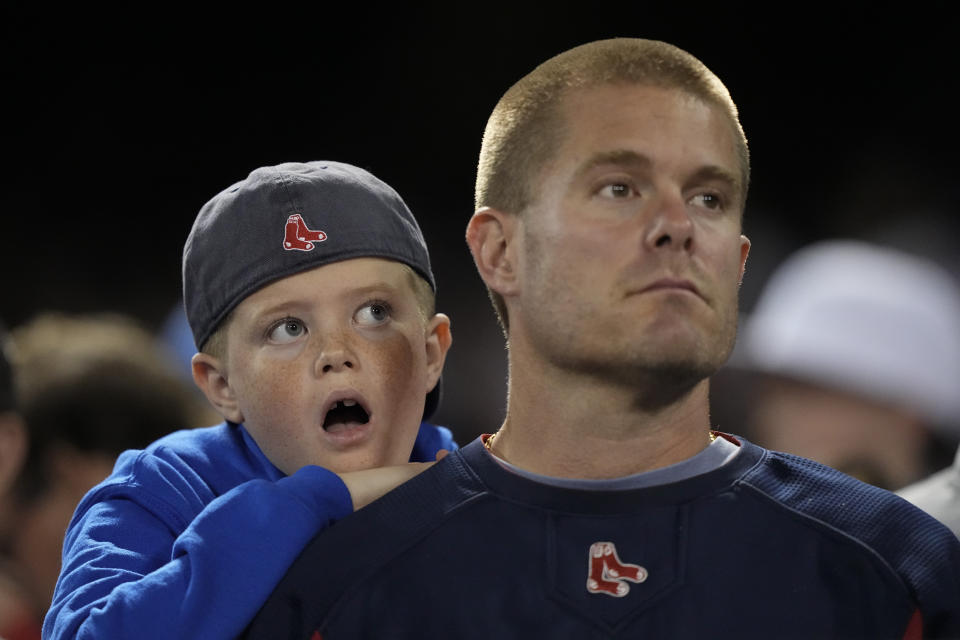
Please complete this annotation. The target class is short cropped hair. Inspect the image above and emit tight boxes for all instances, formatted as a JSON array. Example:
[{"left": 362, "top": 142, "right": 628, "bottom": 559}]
[
  {"left": 201, "top": 264, "right": 436, "bottom": 363},
  {"left": 475, "top": 38, "right": 750, "bottom": 332}
]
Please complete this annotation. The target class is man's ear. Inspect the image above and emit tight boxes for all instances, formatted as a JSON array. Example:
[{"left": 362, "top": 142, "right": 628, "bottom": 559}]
[
  {"left": 465, "top": 207, "right": 521, "bottom": 298},
  {"left": 191, "top": 352, "right": 244, "bottom": 423},
  {"left": 738, "top": 234, "right": 751, "bottom": 284},
  {"left": 423, "top": 313, "right": 452, "bottom": 394}
]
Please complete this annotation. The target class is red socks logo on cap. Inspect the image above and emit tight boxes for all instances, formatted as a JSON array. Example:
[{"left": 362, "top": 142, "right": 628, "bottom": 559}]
[{"left": 283, "top": 214, "right": 327, "bottom": 252}]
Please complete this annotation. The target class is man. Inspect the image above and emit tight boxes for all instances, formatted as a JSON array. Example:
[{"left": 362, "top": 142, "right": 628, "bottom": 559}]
[{"left": 244, "top": 39, "right": 960, "bottom": 639}]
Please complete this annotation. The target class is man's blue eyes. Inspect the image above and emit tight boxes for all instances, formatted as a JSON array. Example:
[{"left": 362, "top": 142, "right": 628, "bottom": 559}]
[{"left": 598, "top": 183, "right": 724, "bottom": 210}]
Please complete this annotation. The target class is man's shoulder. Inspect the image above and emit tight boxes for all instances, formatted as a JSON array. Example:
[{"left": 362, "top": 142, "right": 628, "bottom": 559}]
[
  {"left": 335, "top": 440, "right": 489, "bottom": 537},
  {"left": 740, "top": 447, "right": 945, "bottom": 531},
  {"left": 289, "top": 438, "right": 488, "bottom": 551},
  {"left": 245, "top": 440, "right": 490, "bottom": 627},
  {"left": 738, "top": 446, "right": 960, "bottom": 588}
]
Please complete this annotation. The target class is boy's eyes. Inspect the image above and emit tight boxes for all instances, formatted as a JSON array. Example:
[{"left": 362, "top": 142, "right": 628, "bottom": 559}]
[
  {"left": 263, "top": 301, "right": 392, "bottom": 344},
  {"left": 354, "top": 301, "right": 392, "bottom": 327},
  {"left": 267, "top": 318, "right": 307, "bottom": 344}
]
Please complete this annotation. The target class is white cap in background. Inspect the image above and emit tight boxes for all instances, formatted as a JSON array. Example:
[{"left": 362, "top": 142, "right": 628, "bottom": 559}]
[{"left": 736, "top": 239, "right": 960, "bottom": 432}]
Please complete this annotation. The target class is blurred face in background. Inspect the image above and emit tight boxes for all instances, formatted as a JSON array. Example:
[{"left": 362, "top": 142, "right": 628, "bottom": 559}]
[{"left": 747, "top": 376, "right": 927, "bottom": 490}]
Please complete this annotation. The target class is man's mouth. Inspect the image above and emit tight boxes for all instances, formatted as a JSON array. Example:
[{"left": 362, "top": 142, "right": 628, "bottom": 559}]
[
  {"left": 641, "top": 278, "right": 700, "bottom": 296},
  {"left": 322, "top": 399, "right": 371, "bottom": 433}
]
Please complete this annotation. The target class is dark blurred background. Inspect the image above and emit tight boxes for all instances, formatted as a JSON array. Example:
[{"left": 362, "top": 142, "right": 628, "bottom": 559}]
[{"left": 3, "top": 4, "right": 958, "bottom": 446}]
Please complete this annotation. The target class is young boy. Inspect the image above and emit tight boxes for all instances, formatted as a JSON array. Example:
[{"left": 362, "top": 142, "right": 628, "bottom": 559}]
[{"left": 42, "top": 161, "right": 455, "bottom": 639}]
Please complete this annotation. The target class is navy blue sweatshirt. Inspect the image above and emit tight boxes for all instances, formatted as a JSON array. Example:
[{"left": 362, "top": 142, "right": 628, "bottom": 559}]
[{"left": 245, "top": 435, "right": 960, "bottom": 639}]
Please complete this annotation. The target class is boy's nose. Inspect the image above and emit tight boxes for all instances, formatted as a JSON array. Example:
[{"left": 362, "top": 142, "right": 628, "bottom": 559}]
[{"left": 315, "top": 348, "right": 355, "bottom": 375}]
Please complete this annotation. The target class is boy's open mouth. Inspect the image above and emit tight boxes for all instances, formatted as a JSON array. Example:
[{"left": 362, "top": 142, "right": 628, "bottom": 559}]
[{"left": 323, "top": 399, "right": 370, "bottom": 433}]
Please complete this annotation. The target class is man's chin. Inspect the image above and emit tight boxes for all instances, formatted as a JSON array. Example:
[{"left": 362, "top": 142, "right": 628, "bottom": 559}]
[{"left": 579, "top": 353, "right": 716, "bottom": 404}]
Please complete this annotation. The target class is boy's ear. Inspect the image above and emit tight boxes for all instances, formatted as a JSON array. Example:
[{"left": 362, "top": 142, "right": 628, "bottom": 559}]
[
  {"left": 465, "top": 207, "right": 521, "bottom": 298},
  {"left": 423, "top": 313, "right": 452, "bottom": 394},
  {"left": 191, "top": 352, "right": 244, "bottom": 424}
]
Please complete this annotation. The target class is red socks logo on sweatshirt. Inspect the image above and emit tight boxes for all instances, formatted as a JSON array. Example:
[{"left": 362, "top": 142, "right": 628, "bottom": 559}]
[{"left": 586, "top": 541, "right": 648, "bottom": 597}]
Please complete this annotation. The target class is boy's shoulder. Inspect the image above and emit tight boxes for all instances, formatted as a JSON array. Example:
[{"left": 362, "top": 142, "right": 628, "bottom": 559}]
[
  {"left": 74, "top": 422, "right": 278, "bottom": 529},
  {"left": 115, "top": 421, "right": 262, "bottom": 485},
  {"left": 136, "top": 420, "right": 235, "bottom": 454}
]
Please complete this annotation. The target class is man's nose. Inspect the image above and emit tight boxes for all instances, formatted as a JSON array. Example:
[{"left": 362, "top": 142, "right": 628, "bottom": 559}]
[{"left": 643, "top": 192, "right": 694, "bottom": 252}]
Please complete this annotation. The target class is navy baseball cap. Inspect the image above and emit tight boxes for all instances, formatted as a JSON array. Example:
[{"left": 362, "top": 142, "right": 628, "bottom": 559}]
[{"left": 183, "top": 160, "right": 441, "bottom": 419}]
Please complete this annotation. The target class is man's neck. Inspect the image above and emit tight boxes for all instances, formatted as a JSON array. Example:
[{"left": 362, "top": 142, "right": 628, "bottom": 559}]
[{"left": 491, "top": 355, "right": 714, "bottom": 479}]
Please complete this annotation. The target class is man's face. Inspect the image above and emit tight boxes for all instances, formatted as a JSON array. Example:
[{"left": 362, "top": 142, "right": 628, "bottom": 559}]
[
  {"left": 511, "top": 84, "right": 750, "bottom": 388},
  {"left": 220, "top": 258, "right": 443, "bottom": 475}
]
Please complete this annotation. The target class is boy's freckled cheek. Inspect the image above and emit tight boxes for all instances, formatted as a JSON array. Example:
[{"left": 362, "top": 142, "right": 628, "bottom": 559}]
[
  {"left": 374, "top": 333, "right": 420, "bottom": 399},
  {"left": 247, "top": 361, "right": 305, "bottom": 414},
  {"left": 262, "top": 367, "right": 301, "bottom": 394}
]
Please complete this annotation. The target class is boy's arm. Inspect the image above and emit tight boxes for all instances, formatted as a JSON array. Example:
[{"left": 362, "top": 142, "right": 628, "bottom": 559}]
[
  {"left": 43, "top": 454, "right": 445, "bottom": 640},
  {"left": 44, "top": 465, "right": 351, "bottom": 640},
  {"left": 341, "top": 453, "right": 447, "bottom": 509}
]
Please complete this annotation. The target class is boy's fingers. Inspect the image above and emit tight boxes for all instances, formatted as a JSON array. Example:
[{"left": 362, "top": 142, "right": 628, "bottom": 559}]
[{"left": 435, "top": 449, "right": 449, "bottom": 461}]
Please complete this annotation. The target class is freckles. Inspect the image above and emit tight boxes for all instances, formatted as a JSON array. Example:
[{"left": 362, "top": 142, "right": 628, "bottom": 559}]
[
  {"left": 260, "top": 361, "right": 300, "bottom": 392},
  {"left": 250, "top": 362, "right": 304, "bottom": 417},
  {"left": 374, "top": 332, "right": 420, "bottom": 398}
]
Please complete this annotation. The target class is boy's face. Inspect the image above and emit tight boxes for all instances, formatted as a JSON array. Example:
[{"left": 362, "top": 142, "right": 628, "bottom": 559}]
[{"left": 199, "top": 258, "right": 449, "bottom": 475}]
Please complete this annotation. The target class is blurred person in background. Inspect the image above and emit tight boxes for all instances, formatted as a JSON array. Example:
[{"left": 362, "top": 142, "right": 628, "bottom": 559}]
[
  {"left": 0, "top": 321, "right": 39, "bottom": 640},
  {"left": 899, "top": 436, "right": 960, "bottom": 538},
  {"left": 732, "top": 239, "right": 960, "bottom": 492},
  {"left": 1, "top": 312, "right": 217, "bottom": 633}
]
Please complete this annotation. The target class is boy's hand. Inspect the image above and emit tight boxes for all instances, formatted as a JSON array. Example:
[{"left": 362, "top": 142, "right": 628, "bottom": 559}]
[{"left": 338, "top": 449, "right": 449, "bottom": 510}]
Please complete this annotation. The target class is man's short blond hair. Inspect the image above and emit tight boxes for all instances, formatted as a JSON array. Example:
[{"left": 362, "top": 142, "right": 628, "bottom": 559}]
[{"left": 474, "top": 38, "right": 750, "bottom": 332}]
